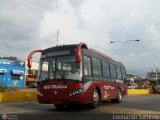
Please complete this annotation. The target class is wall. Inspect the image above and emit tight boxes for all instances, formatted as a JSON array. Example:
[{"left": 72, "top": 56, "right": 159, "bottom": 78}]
[{"left": 0, "top": 59, "right": 25, "bottom": 87}]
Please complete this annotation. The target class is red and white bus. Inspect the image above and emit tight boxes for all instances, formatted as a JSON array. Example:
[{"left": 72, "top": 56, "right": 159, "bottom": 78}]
[{"left": 28, "top": 43, "right": 127, "bottom": 109}]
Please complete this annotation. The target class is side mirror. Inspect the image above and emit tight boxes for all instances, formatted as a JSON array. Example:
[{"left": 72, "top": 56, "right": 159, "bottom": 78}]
[{"left": 28, "top": 49, "right": 43, "bottom": 68}]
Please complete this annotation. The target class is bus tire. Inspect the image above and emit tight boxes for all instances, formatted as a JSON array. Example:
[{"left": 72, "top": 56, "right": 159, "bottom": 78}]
[
  {"left": 111, "top": 89, "right": 122, "bottom": 103},
  {"left": 90, "top": 89, "right": 100, "bottom": 108},
  {"left": 54, "top": 104, "right": 64, "bottom": 109}
]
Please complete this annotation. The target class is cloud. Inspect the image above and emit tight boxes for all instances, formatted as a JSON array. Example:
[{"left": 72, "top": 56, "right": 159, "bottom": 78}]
[
  {"left": 0, "top": 0, "right": 160, "bottom": 76},
  {"left": 0, "top": 0, "right": 57, "bottom": 60},
  {"left": 40, "top": 0, "right": 160, "bottom": 76}
]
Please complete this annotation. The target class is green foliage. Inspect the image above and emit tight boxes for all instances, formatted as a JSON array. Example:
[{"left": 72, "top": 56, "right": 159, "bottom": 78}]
[
  {"left": 149, "top": 80, "right": 157, "bottom": 85},
  {"left": 0, "top": 56, "right": 18, "bottom": 60},
  {"left": 0, "top": 86, "right": 8, "bottom": 92}
]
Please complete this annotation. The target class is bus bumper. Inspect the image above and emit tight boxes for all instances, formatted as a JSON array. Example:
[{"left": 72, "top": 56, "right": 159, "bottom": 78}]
[{"left": 37, "top": 94, "right": 87, "bottom": 105}]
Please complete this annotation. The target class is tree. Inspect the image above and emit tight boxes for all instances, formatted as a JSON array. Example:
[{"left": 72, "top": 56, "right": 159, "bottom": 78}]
[{"left": 0, "top": 56, "right": 18, "bottom": 60}]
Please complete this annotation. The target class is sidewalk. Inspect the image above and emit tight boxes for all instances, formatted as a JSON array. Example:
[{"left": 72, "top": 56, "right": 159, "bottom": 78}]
[{"left": 0, "top": 87, "right": 37, "bottom": 92}]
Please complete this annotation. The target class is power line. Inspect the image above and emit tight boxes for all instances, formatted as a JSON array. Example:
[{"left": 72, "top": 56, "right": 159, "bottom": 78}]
[
  {"left": 26, "top": 0, "right": 79, "bottom": 22},
  {"left": 0, "top": 0, "right": 108, "bottom": 48},
  {"left": 22, "top": 0, "right": 108, "bottom": 37},
  {"left": 0, "top": 19, "right": 60, "bottom": 42},
  {"left": 0, "top": 20, "right": 39, "bottom": 33},
  {"left": 32, "top": 0, "right": 109, "bottom": 36},
  {"left": 31, "top": 0, "right": 78, "bottom": 21}
]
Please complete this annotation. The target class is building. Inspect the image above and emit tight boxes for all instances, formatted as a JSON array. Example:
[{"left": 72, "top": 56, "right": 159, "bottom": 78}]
[
  {"left": 126, "top": 73, "right": 139, "bottom": 84},
  {"left": 147, "top": 69, "right": 160, "bottom": 80},
  {"left": 0, "top": 59, "right": 25, "bottom": 87},
  {"left": 25, "top": 61, "right": 39, "bottom": 87}
]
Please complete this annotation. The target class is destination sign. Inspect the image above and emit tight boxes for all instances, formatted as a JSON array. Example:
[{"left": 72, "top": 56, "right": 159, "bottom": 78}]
[
  {"left": 46, "top": 50, "right": 70, "bottom": 57},
  {"left": 44, "top": 85, "right": 67, "bottom": 89}
]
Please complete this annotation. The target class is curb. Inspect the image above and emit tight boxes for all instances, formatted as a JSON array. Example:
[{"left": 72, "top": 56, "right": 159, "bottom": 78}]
[
  {"left": 0, "top": 89, "right": 153, "bottom": 102},
  {"left": 127, "top": 89, "right": 153, "bottom": 95},
  {"left": 0, "top": 91, "right": 37, "bottom": 102}
]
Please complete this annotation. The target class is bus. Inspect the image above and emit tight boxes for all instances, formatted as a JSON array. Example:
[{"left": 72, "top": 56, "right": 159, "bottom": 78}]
[{"left": 28, "top": 43, "right": 127, "bottom": 109}]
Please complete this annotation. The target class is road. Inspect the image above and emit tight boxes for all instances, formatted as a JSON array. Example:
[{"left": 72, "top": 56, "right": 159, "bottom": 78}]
[{"left": 0, "top": 94, "right": 160, "bottom": 120}]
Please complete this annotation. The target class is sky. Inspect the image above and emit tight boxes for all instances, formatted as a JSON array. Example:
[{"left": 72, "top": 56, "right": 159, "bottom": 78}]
[{"left": 0, "top": 0, "right": 160, "bottom": 77}]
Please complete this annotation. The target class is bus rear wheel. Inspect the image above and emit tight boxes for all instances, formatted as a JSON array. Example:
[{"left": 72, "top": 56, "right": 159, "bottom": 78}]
[
  {"left": 90, "top": 89, "right": 100, "bottom": 108},
  {"left": 111, "top": 89, "right": 122, "bottom": 103}
]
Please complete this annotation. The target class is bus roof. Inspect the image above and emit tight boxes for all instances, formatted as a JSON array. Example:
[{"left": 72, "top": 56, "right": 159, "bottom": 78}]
[
  {"left": 88, "top": 48, "right": 123, "bottom": 66},
  {"left": 42, "top": 43, "right": 123, "bottom": 66},
  {"left": 43, "top": 44, "right": 77, "bottom": 53}
]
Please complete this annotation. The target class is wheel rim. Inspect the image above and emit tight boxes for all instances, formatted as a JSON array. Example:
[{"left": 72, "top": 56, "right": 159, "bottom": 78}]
[
  {"left": 118, "top": 90, "right": 122, "bottom": 101},
  {"left": 93, "top": 90, "right": 99, "bottom": 105}
]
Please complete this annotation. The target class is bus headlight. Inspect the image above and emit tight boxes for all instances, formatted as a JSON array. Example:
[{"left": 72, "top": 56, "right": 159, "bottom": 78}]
[{"left": 69, "top": 88, "right": 83, "bottom": 96}]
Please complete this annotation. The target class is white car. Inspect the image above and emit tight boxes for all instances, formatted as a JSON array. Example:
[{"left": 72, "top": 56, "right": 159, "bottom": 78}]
[{"left": 128, "top": 83, "right": 138, "bottom": 89}]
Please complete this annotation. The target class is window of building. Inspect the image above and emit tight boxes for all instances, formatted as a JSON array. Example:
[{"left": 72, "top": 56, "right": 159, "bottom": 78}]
[
  {"left": 92, "top": 58, "right": 102, "bottom": 76},
  {"left": 102, "top": 61, "right": 110, "bottom": 78},
  {"left": 83, "top": 56, "right": 92, "bottom": 76},
  {"left": 28, "top": 69, "right": 38, "bottom": 78},
  {"left": 11, "top": 75, "right": 20, "bottom": 80}
]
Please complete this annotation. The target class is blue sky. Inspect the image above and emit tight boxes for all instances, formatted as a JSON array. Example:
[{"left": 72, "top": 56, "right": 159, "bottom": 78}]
[{"left": 0, "top": 0, "right": 160, "bottom": 77}]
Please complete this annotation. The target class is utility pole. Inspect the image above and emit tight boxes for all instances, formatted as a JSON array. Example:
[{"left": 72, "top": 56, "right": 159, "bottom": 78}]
[
  {"left": 110, "top": 40, "right": 140, "bottom": 65},
  {"left": 156, "top": 68, "right": 158, "bottom": 85},
  {"left": 56, "top": 29, "right": 59, "bottom": 46}
]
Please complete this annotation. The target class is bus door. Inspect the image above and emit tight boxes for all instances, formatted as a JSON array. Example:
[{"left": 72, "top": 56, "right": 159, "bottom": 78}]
[
  {"left": 101, "top": 61, "right": 116, "bottom": 100},
  {"left": 107, "top": 63, "right": 118, "bottom": 99}
]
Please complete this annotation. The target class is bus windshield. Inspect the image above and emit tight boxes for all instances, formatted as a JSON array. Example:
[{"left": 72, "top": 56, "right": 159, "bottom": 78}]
[{"left": 39, "top": 56, "right": 81, "bottom": 82}]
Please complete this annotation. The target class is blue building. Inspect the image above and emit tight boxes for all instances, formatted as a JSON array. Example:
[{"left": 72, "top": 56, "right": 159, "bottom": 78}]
[{"left": 0, "top": 59, "right": 25, "bottom": 87}]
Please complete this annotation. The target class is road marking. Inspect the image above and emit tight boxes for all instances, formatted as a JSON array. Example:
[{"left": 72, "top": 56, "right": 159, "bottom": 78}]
[
  {"left": 93, "top": 106, "right": 160, "bottom": 114},
  {"left": 7, "top": 110, "right": 37, "bottom": 114}
]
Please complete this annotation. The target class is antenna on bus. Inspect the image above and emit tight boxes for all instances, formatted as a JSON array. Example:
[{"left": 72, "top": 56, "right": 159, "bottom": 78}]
[{"left": 56, "top": 29, "right": 59, "bottom": 46}]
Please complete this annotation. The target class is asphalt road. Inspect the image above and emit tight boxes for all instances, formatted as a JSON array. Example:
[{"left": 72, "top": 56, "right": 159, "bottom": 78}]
[{"left": 0, "top": 94, "right": 160, "bottom": 120}]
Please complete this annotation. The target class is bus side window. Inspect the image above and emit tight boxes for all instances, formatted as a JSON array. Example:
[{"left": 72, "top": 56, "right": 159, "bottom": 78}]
[
  {"left": 116, "top": 66, "right": 122, "bottom": 79},
  {"left": 83, "top": 56, "right": 92, "bottom": 76},
  {"left": 92, "top": 58, "right": 102, "bottom": 76},
  {"left": 110, "top": 63, "right": 117, "bottom": 80},
  {"left": 121, "top": 68, "right": 127, "bottom": 81},
  {"left": 102, "top": 61, "right": 110, "bottom": 78}
]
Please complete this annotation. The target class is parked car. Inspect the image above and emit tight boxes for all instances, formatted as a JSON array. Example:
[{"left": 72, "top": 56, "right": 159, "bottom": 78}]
[{"left": 128, "top": 83, "right": 138, "bottom": 89}]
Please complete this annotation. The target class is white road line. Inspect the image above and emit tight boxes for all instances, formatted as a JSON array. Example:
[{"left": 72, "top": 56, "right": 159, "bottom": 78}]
[
  {"left": 5, "top": 110, "right": 37, "bottom": 114},
  {"left": 93, "top": 106, "right": 160, "bottom": 114}
]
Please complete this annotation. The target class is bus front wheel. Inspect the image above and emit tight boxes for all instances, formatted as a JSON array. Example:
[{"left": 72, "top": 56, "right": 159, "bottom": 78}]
[{"left": 90, "top": 89, "right": 100, "bottom": 108}]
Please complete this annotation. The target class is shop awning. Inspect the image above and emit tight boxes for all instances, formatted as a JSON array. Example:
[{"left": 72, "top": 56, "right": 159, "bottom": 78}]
[
  {"left": 0, "top": 69, "right": 7, "bottom": 73},
  {"left": 12, "top": 70, "right": 24, "bottom": 75}
]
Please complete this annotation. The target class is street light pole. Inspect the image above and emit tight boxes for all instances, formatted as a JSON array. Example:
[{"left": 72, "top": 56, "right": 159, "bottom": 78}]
[
  {"left": 110, "top": 40, "right": 140, "bottom": 65},
  {"left": 155, "top": 68, "right": 158, "bottom": 85}
]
